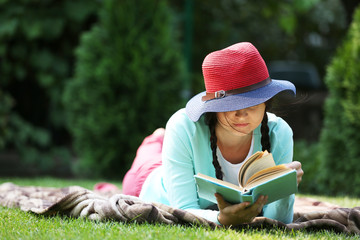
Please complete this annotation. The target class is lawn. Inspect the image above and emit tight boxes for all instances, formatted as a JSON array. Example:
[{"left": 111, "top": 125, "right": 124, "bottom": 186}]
[{"left": 1, "top": 177, "right": 359, "bottom": 240}]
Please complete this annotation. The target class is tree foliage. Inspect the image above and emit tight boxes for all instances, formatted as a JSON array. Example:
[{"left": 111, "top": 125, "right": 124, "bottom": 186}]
[
  {"left": 0, "top": 0, "right": 98, "bottom": 174},
  {"left": 318, "top": 6, "right": 360, "bottom": 196},
  {"left": 171, "top": 0, "right": 347, "bottom": 94},
  {"left": 63, "top": 0, "right": 186, "bottom": 178},
  {"left": 0, "top": 0, "right": 351, "bottom": 178}
]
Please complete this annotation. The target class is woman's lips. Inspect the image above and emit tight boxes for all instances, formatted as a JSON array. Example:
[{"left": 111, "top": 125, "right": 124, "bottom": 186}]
[{"left": 234, "top": 123, "right": 249, "bottom": 127}]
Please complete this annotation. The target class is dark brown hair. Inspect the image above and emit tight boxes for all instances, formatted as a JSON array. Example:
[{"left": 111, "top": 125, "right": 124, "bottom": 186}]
[{"left": 204, "top": 103, "right": 271, "bottom": 180}]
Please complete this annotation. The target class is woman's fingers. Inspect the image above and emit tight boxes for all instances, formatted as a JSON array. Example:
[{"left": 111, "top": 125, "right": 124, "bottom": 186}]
[
  {"left": 254, "top": 195, "right": 268, "bottom": 212},
  {"left": 215, "top": 193, "right": 268, "bottom": 225},
  {"left": 245, "top": 195, "right": 268, "bottom": 216},
  {"left": 215, "top": 193, "right": 250, "bottom": 211},
  {"left": 286, "top": 161, "right": 301, "bottom": 170},
  {"left": 214, "top": 193, "right": 227, "bottom": 210},
  {"left": 285, "top": 161, "right": 304, "bottom": 185}
]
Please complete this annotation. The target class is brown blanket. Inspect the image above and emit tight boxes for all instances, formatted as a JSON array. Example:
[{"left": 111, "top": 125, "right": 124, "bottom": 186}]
[{"left": 0, "top": 182, "right": 359, "bottom": 235}]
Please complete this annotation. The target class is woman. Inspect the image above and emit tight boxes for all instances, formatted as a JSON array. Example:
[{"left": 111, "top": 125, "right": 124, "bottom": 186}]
[{"left": 122, "top": 42, "right": 304, "bottom": 226}]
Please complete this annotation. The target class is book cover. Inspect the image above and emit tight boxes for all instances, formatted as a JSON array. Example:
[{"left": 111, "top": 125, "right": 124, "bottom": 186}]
[{"left": 194, "top": 167, "right": 297, "bottom": 204}]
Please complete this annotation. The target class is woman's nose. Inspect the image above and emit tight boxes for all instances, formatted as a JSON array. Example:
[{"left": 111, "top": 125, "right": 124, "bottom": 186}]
[{"left": 235, "top": 109, "right": 247, "bottom": 117}]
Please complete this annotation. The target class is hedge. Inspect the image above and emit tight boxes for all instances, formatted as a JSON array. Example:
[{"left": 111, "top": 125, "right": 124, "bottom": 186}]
[
  {"left": 63, "top": 0, "right": 186, "bottom": 178},
  {"left": 318, "top": 6, "right": 360, "bottom": 196}
]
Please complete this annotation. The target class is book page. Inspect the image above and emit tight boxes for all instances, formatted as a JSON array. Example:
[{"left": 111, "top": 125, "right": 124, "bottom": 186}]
[
  {"left": 244, "top": 168, "right": 293, "bottom": 190},
  {"left": 245, "top": 165, "right": 291, "bottom": 188},
  {"left": 239, "top": 152, "right": 276, "bottom": 187},
  {"left": 237, "top": 151, "right": 263, "bottom": 185}
]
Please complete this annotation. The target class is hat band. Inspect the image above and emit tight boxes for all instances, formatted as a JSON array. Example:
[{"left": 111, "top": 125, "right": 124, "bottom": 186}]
[{"left": 201, "top": 77, "right": 272, "bottom": 101}]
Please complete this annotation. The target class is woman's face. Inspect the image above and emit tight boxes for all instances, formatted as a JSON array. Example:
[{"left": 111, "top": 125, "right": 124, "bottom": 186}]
[{"left": 216, "top": 103, "right": 266, "bottom": 136}]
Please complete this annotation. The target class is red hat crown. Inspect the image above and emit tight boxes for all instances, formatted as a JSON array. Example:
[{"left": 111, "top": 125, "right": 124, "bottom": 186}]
[{"left": 202, "top": 42, "right": 269, "bottom": 93}]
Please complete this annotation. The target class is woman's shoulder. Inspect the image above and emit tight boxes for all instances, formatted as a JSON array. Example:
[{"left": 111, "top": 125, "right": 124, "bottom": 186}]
[
  {"left": 165, "top": 108, "right": 208, "bottom": 139},
  {"left": 166, "top": 108, "right": 194, "bottom": 130},
  {"left": 167, "top": 108, "right": 190, "bottom": 123},
  {"left": 266, "top": 113, "right": 294, "bottom": 164},
  {"left": 167, "top": 108, "right": 206, "bottom": 128}
]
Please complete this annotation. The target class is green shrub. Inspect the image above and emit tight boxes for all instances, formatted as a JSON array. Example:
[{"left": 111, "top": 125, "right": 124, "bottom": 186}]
[
  {"left": 172, "top": 0, "right": 347, "bottom": 94},
  {"left": 0, "top": 90, "right": 14, "bottom": 149},
  {"left": 63, "top": 0, "right": 186, "bottom": 178},
  {"left": 293, "top": 140, "right": 323, "bottom": 194},
  {"left": 0, "top": 88, "right": 74, "bottom": 174},
  {"left": 318, "top": 6, "right": 360, "bottom": 196},
  {"left": 0, "top": 0, "right": 99, "bottom": 174}
]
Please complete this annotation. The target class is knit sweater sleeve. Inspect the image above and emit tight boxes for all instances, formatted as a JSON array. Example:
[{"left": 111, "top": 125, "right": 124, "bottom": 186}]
[
  {"left": 261, "top": 113, "right": 295, "bottom": 223},
  {"left": 161, "top": 109, "right": 220, "bottom": 224},
  {"left": 141, "top": 110, "right": 295, "bottom": 224}
]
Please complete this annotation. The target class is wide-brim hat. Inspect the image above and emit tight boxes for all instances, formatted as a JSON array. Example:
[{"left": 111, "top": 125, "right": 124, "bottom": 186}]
[{"left": 186, "top": 42, "right": 296, "bottom": 122}]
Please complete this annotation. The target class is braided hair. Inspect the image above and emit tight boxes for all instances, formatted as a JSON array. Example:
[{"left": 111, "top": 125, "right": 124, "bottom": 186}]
[
  {"left": 204, "top": 112, "right": 223, "bottom": 180},
  {"left": 204, "top": 104, "right": 271, "bottom": 180},
  {"left": 260, "top": 108, "right": 271, "bottom": 152}
]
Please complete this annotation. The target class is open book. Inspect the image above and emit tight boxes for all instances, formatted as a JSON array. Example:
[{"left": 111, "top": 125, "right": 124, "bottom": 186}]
[{"left": 194, "top": 151, "right": 297, "bottom": 204}]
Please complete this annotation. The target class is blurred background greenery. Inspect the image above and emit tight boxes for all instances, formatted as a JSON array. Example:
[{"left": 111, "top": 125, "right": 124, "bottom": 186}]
[{"left": 0, "top": 0, "right": 359, "bottom": 196}]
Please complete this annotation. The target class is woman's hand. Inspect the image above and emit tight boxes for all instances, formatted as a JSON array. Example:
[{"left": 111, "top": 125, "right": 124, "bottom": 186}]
[
  {"left": 285, "top": 161, "right": 304, "bottom": 185},
  {"left": 215, "top": 193, "right": 268, "bottom": 226}
]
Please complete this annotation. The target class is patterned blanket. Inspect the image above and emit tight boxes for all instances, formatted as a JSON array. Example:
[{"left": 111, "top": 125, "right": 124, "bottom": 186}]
[{"left": 1, "top": 182, "right": 359, "bottom": 235}]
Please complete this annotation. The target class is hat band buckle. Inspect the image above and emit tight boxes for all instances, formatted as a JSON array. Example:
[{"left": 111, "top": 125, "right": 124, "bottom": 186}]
[
  {"left": 201, "top": 77, "right": 271, "bottom": 102},
  {"left": 214, "top": 90, "right": 226, "bottom": 99}
]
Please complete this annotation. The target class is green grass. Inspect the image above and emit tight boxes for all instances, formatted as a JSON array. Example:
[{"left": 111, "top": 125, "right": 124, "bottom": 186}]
[{"left": 1, "top": 177, "right": 359, "bottom": 239}]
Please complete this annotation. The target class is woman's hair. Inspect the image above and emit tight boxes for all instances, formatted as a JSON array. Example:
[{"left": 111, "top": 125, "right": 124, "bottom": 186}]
[{"left": 204, "top": 103, "right": 271, "bottom": 180}]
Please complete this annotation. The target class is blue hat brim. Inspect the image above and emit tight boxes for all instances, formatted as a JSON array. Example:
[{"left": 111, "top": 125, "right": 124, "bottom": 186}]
[{"left": 185, "top": 79, "right": 296, "bottom": 122}]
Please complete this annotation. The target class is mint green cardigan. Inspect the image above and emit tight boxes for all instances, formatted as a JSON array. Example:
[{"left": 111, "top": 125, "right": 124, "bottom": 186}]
[{"left": 140, "top": 109, "right": 295, "bottom": 224}]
